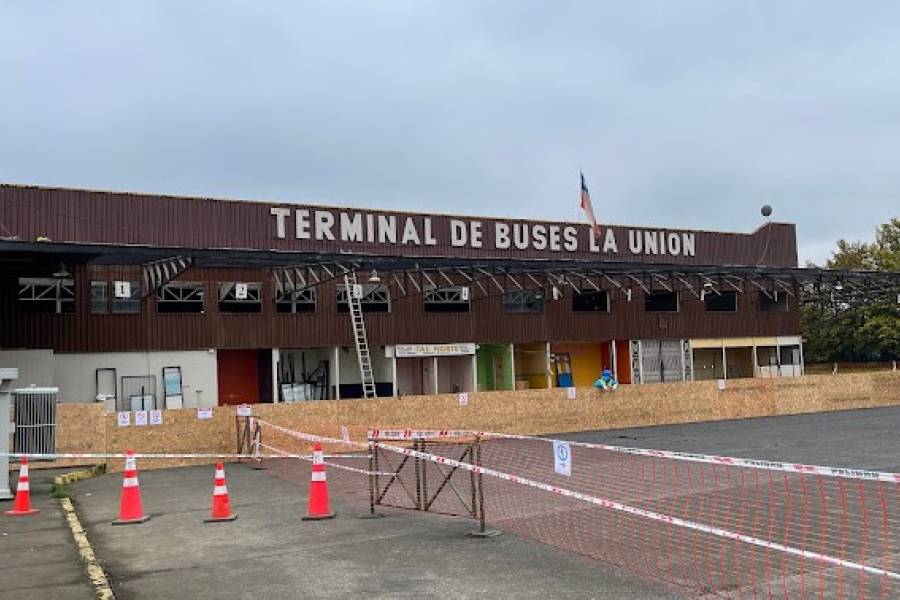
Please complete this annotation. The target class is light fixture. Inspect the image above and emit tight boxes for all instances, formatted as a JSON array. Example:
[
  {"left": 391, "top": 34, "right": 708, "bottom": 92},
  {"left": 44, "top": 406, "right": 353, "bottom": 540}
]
[
  {"left": 834, "top": 281, "right": 843, "bottom": 291},
  {"left": 52, "top": 262, "right": 70, "bottom": 278},
  {"left": 368, "top": 270, "right": 381, "bottom": 283},
  {"left": 703, "top": 282, "right": 713, "bottom": 288}
]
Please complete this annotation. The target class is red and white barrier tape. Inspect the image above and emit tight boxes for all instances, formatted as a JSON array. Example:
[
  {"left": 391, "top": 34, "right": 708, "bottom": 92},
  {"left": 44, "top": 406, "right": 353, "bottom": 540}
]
[
  {"left": 259, "top": 443, "right": 394, "bottom": 478},
  {"left": 366, "top": 429, "right": 476, "bottom": 440},
  {"left": 256, "top": 419, "right": 369, "bottom": 449},
  {"left": 479, "top": 431, "right": 900, "bottom": 483},
  {"left": 363, "top": 427, "right": 900, "bottom": 483},
  {"left": 1, "top": 452, "right": 357, "bottom": 460},
  {"left": 373, "top": 439, "right": 900, "bottom": 581}
]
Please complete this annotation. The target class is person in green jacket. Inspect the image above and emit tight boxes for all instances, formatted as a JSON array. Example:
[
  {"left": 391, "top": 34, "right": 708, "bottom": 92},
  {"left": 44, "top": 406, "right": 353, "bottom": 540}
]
[{"left": 593, "top": 368, "right": 619, "bottom": 391}]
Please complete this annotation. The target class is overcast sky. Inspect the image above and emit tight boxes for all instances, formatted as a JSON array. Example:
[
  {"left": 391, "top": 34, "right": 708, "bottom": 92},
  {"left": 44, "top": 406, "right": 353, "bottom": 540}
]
[{"left": 2, "top": 2, "right": 899, "bottom": 264}]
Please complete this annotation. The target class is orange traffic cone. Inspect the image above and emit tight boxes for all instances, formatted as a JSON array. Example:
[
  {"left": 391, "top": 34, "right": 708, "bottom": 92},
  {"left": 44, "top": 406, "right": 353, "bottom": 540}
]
[
  {"left": 204, "top": 462, "right": 237, "bottom": 522},
  {"left": 303, "top": 443, "right": 335, "bottom": 520},
  {"left": 112, "top": 450, "right": 150, "bottom": 525},
  {"left": 4, "top": 457, "right": 39, "bottom": 516}
]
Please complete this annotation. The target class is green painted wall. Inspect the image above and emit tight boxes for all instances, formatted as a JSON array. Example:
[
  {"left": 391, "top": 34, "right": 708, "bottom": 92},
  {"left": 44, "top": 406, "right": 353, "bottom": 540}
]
[{"left": 476, "top": 344, "right": 513, "bottom": 391}]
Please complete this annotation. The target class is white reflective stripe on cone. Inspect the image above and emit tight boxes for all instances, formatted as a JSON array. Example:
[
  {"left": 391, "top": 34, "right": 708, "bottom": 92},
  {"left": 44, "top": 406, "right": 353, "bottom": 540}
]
[
  {"left": 311, "top": 471, "right": 326, "bottom": 482},
  {"left": 17, "top": 482, "right": 29, "bottom": 492},
  {"left": 213, "top": 485, "right": 228, "bottom": 496},
  {"left": 313, "top": 451, "right": 323, "bottom": 464},
  {"left": 20, "top": 465, "right": 29, "bottom": 477},
  {"left": 215, "top": 469, "right": 225, "bottom": 479},
  {"left": 126, "top": 457, "right": 136, "bottom": 470},
  {"left": 122, "top": 477, "right": 139, "bottom": 488}
]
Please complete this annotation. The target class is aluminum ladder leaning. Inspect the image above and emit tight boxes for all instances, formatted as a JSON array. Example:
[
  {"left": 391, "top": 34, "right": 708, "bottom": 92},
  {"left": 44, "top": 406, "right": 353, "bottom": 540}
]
[{"left": 344, "top": 272, "right": 378, "bottom": 398}]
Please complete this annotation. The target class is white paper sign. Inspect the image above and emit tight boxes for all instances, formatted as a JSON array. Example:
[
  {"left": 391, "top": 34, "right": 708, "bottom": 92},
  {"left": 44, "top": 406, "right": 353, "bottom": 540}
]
[
  {"left": 567, "top": 387, "right": 577, "bottom": 399},
  {"left": 113, "top": 280, "right": 131, "bottom": 298},
  {"left": 341, "top": 425, "right": 351, "bottom": 444},
  {"left": 236, "top": 404, "right": 253, "bottom": 417},
  {"left": 134, "top": 410, "right": 148, "bottom": 426},
  {"left": 717, "top": 379, "right": 726, "bottom": 391},
  {"left": 235, "top": 283, "right": 248, "bottom": 299},
  {"left": 117, "top": 411, "right": 131, "bottom": 427},
  {"left": 149, "top": 410, "right": 163, "bottom": 426},
  {"left": 458, "top": 392, "right": 469, "bottom": 406},
  {"left": 553, "top": 440, "right": 571, "bottom": 477},
  {"left": 197, "top": 407, "right": 213, "bottom": 420}
]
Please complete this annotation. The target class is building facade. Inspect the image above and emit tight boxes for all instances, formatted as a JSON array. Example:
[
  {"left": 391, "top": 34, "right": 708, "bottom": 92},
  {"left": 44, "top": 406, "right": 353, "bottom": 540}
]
[{"left": 0, "top": 184, "right": 803, "bottom": 409}]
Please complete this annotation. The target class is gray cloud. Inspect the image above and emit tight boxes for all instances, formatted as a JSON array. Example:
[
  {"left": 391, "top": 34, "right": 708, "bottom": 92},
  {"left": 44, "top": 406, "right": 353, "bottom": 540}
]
[{"left": 2, "top": 1, "right": 899, "bottom": 264}]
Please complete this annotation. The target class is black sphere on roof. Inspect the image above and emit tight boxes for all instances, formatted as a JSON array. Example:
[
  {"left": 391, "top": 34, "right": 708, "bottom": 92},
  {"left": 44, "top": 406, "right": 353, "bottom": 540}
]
[{"left": 761, "top": 205, "right": 773, "bottom": 218}]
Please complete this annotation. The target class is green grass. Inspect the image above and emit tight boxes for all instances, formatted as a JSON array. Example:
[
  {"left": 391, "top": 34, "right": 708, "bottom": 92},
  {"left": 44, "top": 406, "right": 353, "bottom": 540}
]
[{"left": 51, "top": 482, "right": 71, "bottom": 499}]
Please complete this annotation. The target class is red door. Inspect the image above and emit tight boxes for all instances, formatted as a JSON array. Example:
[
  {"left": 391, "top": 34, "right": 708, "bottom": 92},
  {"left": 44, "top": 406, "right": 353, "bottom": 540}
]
[
  {"left": 217, "top": 349, "right": 260, "bottom": 405},
  {"left": 615, "top": 339, "right": 632, "bottom": 384}
]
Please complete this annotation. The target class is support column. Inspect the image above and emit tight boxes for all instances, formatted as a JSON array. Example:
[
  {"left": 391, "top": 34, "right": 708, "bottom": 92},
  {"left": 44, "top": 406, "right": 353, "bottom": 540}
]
[
  {"left": 721, "top": 340, "right": 728, "bottom": 380},
  {"left": 775, "top": 344, "right": 781, "bottom": 377},
  {"left": 471, "top": 352, "right": 478, "bottom": 393},
  {"left": 509, "top": 343, "right": 516, "bottom": 391},
  {"left": 333, "top": 346, "right": 341, "bottom": 400},
  {"left": 0, "top": 368, "right": 18, "bottom": 500},
  {"left": 391, "top": 349, "right": 398, "bottom": 397},
  {"left": 271, "top": 348, "right": 280, "bottom": 403},
  {"left": 545, "top": 342, "right": 552, "bottom": 389},
  {"left": 798, "top": 340, "right": 805, "bottom": 376},
  {"left": 610, "top": 340, "right": 617, "bottom": 380},
  {"left": 432, "top": 356, "right": 439, "bottom": 395},
  {"left": 752, "top": 344, "right": 759, "bottom": 378}
]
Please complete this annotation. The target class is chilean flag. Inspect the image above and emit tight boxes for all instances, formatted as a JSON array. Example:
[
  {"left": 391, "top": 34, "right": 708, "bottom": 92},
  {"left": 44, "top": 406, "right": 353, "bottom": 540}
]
[{"left": 580, "top": 172, "right": 601, "bottom": 240}]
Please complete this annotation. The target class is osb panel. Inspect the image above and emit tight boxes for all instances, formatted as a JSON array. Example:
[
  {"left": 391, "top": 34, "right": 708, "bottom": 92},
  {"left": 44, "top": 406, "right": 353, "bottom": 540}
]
[
  {"left": 104, "top": 408, "right": 236, "bottom": 472},
  {"left": 251, "top": 372, "right": 900, "bottom": 443},
  {"left": 31, "top": 403, "right": 107, "bottom": 470},
  {"left": 46, "top": 372, "right": 900, "bottom": 471}
]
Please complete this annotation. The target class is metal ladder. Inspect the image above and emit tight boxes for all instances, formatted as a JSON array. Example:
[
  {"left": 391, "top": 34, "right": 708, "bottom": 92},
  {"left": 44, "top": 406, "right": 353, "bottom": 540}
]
[{"left": 344, "top": 272, "right": 378, "bottom": 398}]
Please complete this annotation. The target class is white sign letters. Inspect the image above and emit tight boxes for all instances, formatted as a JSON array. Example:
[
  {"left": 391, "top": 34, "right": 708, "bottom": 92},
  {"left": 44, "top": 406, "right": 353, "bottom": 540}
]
[
  {"left": 271, "top": 207, "right": 697, "bottom": 258},
  {"left": 394, "top": 343, "right": 476, "bottom": 358}
]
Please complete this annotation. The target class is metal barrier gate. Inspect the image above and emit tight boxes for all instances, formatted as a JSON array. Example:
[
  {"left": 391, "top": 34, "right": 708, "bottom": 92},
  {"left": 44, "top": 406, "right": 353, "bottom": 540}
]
[{"left": 367, "top": 434, "right": 490, "bottom": 534}]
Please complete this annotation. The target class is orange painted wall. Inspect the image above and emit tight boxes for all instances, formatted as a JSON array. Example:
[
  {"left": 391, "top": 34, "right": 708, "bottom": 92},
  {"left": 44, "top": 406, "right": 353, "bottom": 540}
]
[
  {"left": 217, "top": 349, "right": 260, "bottom": 405},
  {"left": 551, "top": 342, "right": 606, "bottom": 387}
]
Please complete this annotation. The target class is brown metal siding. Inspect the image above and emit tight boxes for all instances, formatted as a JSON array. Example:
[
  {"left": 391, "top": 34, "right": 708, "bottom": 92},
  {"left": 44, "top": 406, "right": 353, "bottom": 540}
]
[
  {"left": 0, "top": 265, "right": 800, "bottom": 352},
  {"left": 0, "top": 184, "right": 801, "bottom": 352},
  {"left": 0, "top": 184, "right": 798, "bottom": 267}
]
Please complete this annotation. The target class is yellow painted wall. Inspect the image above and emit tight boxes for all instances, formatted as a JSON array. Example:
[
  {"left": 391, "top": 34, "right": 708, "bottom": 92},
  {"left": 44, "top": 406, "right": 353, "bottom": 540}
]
[
  {"left": 514, "top": 343, "right": 549, "bottom": 389},
  {"left": 551, "top": 342, "right": 605, "bottom": 387}
]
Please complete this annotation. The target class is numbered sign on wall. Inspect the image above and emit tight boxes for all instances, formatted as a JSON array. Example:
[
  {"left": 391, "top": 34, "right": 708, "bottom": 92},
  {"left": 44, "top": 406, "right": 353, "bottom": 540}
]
[
  {"left": 114, "top": 280, "right": 131, "bottom": 298},
  {"left": 235, "top": 283, "right": 248, "bottom": 300}
]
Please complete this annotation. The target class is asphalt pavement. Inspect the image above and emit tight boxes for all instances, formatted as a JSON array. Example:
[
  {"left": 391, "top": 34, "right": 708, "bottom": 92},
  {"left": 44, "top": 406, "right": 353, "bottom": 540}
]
[
  {"left": 69, "top": 463, "right": 679, "bottom": 600},
  {"left": 0, "top": 469, "right": 94, "bottom": 600},
  {"left": 555, "top": 405, "right": 900, "bottom": 471},
  {"left": 3, "top": 406, "right": 898, "bottom": 600}
]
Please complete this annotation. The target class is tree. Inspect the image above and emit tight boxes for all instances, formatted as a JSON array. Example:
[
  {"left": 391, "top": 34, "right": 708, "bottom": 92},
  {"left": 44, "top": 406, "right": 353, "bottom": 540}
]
[{"left": 801, "top": 218, "right": 900, "bottom": 363}]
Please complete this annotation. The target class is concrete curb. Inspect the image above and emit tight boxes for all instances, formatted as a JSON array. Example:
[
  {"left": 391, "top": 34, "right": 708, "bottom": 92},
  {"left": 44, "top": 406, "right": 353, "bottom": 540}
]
[
  {"left": 56, "top": 467, "right": 115, "bottom": 600},
  {"left": 53, "top": 464, "right": 106, "bottom": 487}
]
